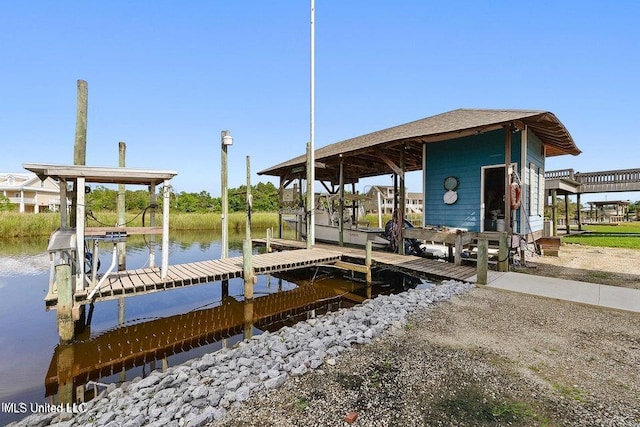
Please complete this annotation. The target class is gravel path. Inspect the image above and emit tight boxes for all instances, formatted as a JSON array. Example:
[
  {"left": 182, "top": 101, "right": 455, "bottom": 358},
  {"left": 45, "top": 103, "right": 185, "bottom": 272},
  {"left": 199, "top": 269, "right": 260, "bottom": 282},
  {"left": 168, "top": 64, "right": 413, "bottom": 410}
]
[
  {"left": 217, "top": 287, "right": 640, "bottom": 427},
  {"left": 518, "top": 244, "right": 640, "bottom": 289}
]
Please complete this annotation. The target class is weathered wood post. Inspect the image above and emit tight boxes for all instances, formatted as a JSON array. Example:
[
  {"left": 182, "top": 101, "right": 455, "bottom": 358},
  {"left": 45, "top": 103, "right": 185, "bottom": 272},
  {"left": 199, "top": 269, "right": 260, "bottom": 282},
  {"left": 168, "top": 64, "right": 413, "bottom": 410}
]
[
  {"left": 56, "top": 344, "right": 75, "bottom": 404},
  {"left": 551, "top": 189, "right": 558, "bottom": 236},
  {"left": 243, "top": 300, "right": 254, "bottom": 340},
  {"left": 339, "top": 156, "right": 344, "bottom": 246},
  {"left": 498, "top": 231, "right": 509, "bottom": 272},
  {"left": 246, "top": 156, "right": 252, "bottom": 241},
  {"left": 243, "top": 239, "right": 254, "bottom": 300},
  {"left": 477, "top": 238, "right": 488, "bottom": 285},
  {"left": 117, "top": 142, "right": 126, "bottom": 331},
  {"left": 56, "top": 263, "right": 74, "bottom": 342},
  {"left": 221, "top": 130, "right": 232, "bottom": 259},
  {"left": 365, "top": 241, "right": 372, "bottom": 286},
  {"left": 454, "top": 230, "right": 464, "bottom": 265},
  {"left": 221, "top": 130, "right": 233, "bottom": 296},
  {"left": 266, "top": 227, "right": 272, "bottom": 253},
  {"left": 564, "top": 194, "right": 570, "bottom": 235},
  {"left": 71, "top": 79, "right": 88, "bottom": 228},
  {"left": 577, "top": 193, "right": 582, "bottom": 231},
  {"left": 399, "top": 145, "right": 406, "bottom": 255},
  {"left": 117, "top": 142, "right": 127, "bottom": 270}
]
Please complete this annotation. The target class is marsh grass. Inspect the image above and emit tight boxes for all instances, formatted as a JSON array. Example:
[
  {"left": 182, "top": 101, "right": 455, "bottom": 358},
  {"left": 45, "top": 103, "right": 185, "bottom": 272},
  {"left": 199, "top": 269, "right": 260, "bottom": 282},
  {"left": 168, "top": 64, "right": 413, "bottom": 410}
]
[
  {"left": 0, "top": 212, "right": 59, "bottom": 238},
  {"left": 0, "top": 211, "right": 282, "bottom": 238}
]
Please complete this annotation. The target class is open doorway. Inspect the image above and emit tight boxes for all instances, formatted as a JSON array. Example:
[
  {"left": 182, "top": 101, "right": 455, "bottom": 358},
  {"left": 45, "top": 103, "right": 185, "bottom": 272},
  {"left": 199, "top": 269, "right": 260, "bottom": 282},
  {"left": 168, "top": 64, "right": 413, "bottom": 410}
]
[{"left": 482, "top": 165, "right": 506, "bottom": 231}]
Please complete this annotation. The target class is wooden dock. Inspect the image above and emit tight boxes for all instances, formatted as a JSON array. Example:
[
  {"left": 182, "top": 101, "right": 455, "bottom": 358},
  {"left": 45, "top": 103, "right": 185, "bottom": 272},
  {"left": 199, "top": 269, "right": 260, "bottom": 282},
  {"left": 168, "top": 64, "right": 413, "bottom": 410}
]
[
  {"left": 45, "top": 248, "right": 342, "bottom": 308},
  {"left": 46, "top": 240, "right": 477, "bottom": 310},
  {"left": 254, "top": 238, "right": 477, "bottom": 282}
]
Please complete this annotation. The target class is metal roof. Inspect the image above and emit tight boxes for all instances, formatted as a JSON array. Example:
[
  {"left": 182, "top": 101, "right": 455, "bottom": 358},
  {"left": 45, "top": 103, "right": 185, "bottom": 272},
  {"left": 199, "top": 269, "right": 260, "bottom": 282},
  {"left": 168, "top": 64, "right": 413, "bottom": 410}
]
[
  {"left": 23, "top": 163, "right": 177, "bottom": 186},
  {"left": 258, "top": 108, "right": 580, "bottom": 184}
]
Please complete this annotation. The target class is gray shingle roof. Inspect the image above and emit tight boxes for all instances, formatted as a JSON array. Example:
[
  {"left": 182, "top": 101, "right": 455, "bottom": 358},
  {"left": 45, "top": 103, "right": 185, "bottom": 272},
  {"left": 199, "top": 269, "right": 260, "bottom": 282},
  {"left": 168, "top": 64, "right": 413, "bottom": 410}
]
[{"left": 259, "top": 108, "right": 580, "bottom": 184}]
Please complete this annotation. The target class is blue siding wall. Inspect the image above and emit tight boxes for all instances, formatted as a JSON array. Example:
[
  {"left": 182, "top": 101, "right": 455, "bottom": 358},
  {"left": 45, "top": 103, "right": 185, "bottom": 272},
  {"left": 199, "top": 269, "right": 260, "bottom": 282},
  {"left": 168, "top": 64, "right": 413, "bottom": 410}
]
[
  {"left": 424, "top": 129, "right": 521, "bottom": 232},
  {"left": 525, "top": 130, "right": 545, "bottom": 234}
]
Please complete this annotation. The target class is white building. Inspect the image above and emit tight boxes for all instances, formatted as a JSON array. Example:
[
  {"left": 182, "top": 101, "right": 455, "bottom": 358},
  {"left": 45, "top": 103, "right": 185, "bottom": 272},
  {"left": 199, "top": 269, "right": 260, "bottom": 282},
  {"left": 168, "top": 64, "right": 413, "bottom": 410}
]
[{"left": 0, "top": 172, "right": 62, "bottom": 213}]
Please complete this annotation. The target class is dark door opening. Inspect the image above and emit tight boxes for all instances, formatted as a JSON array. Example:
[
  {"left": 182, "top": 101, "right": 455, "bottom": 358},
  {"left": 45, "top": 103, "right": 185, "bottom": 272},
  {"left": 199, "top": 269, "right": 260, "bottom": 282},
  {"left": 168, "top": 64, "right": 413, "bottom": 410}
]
[{"left": 484, "top": 167, "right": 505, "bottom": 231}]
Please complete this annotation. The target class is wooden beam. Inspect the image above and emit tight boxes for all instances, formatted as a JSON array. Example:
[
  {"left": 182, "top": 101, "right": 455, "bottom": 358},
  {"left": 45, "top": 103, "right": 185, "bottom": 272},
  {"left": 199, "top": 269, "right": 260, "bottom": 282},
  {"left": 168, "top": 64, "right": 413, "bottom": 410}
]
[{"left": 379, "top": 153, "right": 403, "bottom": 175}]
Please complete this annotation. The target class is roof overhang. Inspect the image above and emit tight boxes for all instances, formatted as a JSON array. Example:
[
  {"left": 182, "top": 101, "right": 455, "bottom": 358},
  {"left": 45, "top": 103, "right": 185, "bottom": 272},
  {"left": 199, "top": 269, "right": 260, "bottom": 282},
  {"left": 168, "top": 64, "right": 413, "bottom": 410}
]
[
  {"left": 259, "top": 108, "right": 581, "bottom": 184},
  {"left": 23, "top": 163, "right": 178, "bottom": 186}
]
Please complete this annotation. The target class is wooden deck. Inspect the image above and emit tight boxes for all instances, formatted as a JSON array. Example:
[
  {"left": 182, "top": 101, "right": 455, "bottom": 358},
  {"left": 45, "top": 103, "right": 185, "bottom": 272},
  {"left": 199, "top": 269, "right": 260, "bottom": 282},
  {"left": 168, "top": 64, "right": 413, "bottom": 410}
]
[
  {"left": 45, "top": 248, "right": 341, "bottom": 308},
  {"left": 46, "top": 239, "right": 478, "bottom": 310},
  {"left": 255, "top": 238, "right": 477, "bottom": 282}
]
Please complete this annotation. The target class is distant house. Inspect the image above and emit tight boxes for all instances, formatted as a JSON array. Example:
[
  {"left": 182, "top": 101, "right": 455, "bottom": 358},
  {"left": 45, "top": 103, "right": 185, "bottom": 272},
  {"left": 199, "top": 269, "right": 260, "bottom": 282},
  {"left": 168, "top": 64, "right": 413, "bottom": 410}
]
[
  {"left": 0, "top": 172, "right": 62, "bottom": 213},
  {"left": 364, "top": 186, "right": 423, "bottom": 215}
]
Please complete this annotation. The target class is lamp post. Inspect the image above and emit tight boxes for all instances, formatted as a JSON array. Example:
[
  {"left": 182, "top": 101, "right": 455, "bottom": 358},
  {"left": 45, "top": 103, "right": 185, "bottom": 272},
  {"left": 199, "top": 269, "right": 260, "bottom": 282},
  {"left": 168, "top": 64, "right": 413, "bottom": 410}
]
[{"left": 221, "top": 130, "right": 233, "bottom": 259}]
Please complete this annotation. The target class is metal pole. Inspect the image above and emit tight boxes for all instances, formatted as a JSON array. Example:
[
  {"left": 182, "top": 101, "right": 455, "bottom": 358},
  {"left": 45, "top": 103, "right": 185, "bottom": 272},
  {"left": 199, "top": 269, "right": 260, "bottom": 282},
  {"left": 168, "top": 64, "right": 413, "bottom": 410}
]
[
  {"left": 309, "top": 0, "right": 316, "bottom": 245},
  {"left": 306, "top": 142, "right": 312, "bottom": 249}
]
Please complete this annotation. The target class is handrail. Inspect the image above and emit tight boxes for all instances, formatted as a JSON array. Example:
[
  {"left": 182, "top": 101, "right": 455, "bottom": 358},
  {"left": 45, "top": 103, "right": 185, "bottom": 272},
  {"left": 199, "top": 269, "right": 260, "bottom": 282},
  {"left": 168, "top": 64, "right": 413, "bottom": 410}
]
[{"left": 545, "top": 169, "right": 575, "bottom": 180}]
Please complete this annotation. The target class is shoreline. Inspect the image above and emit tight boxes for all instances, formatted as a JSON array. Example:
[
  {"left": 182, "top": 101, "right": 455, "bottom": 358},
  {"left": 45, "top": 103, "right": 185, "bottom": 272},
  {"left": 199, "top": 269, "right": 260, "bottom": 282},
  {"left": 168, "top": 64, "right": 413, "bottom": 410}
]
[{"left": 8, "top": 280, "right": 473, "bottom": 427}]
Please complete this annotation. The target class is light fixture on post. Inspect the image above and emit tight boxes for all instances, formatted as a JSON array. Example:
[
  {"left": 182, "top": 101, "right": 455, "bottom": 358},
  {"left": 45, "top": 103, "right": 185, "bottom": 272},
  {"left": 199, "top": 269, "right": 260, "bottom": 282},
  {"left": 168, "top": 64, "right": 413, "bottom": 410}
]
[{"left": 221, "top": 130, "right": 233, "bottom": 260}]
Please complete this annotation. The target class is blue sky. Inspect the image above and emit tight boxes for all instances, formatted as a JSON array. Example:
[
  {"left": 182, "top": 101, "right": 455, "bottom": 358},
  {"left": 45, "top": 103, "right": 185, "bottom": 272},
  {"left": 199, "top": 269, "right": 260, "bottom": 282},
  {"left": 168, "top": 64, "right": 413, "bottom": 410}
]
[{"left": 1, "top": 1, "right": 639, "bottom": 203}]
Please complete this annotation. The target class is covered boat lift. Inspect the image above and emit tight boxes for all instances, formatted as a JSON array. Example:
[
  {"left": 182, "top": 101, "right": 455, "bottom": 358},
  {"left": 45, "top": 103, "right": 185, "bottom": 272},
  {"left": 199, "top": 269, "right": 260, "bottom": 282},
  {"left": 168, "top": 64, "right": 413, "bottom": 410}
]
[{"left": 259, "top": 108, "right": 581, "bottom": 255}]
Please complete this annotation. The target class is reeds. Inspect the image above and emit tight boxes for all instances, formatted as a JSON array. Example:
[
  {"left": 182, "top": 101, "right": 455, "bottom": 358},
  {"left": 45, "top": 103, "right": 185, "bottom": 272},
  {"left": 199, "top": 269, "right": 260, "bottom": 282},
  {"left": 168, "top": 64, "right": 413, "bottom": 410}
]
[
  {"left": 0, "top": 211, "right": 282, "bottom": 238},
  {"left": 0, "top": 212, "right": 59, "bottom": 238}
]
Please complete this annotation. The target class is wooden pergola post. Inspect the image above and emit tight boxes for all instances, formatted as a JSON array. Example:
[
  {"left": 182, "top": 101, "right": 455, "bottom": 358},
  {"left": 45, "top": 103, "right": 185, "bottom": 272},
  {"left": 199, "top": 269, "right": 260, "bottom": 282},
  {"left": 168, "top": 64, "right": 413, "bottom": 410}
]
[
  {"left": 577, "top": 193, "right": 582, "bottom": 231},
  {"left": 339, "top": 156, "right": 344, "bottom": 246},
  {"left": 551, "top": 189, "right": 558, "bottom": 236},
  {"left": 399, "top": 144, "right": 406, "bottom": 255},
  {"left": 564, "top": 194, "right": 570, "bottom": 235},
  {"left": 504, "top": 124, "right": 512, "bottom": 234}
]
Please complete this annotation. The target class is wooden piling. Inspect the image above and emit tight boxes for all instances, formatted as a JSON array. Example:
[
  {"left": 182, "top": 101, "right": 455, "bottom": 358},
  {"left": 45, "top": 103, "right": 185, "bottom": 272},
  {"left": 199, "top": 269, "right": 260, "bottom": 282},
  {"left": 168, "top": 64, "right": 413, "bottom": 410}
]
[
  {"left": 243, "top": 300, "right": 254, "bottom": 340},
  {"left": 246, "top": 156, "right": 252, "bottom": 242},
  {"left": 266, "top": 228, "right": 272, "bottom": 253},
  {"left": 56, "top": 263, "right": 74, "bottom": 342},
  {"left": 57, "top": 344, "right": 75, "bottom": 404},
  {"left": 74, "top": 80, "right": 88, "bottom": 166},
  {"left": 117, "top": 142, "right": 127, "bottom": 270},
  {"left": 365, "top": 241, "right": 372, "bottom": 286},
  {"left": 477, "top": 238, "right": 488, "bottom": 285},
  {"left": 243, "top": 239, "right": 254, "bottom": 300},
  {"left": 498, "top": 231, "right": 508, "bottom": 272}
]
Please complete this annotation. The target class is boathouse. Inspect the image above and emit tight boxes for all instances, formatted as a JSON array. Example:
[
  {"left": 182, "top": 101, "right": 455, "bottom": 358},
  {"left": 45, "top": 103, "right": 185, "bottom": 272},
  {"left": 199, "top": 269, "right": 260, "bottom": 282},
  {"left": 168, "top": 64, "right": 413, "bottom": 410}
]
[{"left": 259, "top": 108, "right": 581, "bottom": 242}]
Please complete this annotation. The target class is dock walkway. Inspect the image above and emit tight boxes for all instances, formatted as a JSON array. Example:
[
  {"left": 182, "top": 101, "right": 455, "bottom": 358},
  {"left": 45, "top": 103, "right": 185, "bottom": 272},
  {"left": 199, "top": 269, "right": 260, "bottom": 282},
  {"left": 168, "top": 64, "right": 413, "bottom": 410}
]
[
  {"left": 46, "top": 240, "right": 478, "bottom": 309},
  {"left": 46, "top": 248, "right": 341, "bottom": 308},
  {"left": 254, "top": 238, "right": 477, "bottom": 282}
]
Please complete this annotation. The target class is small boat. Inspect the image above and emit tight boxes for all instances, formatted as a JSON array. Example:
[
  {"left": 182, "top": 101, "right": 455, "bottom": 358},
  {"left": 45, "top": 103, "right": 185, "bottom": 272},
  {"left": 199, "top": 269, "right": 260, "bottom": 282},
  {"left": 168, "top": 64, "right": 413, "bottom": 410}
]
[{"left": 284, "top": 194, "right": 390, "bottom": 249}]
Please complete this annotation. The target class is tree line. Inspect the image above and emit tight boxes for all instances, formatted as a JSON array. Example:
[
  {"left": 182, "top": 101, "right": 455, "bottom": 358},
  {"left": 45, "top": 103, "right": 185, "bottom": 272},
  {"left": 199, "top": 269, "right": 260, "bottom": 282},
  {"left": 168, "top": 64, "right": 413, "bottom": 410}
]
[{"left": 85, "top": 182, "right": 280, "bottom": 213}]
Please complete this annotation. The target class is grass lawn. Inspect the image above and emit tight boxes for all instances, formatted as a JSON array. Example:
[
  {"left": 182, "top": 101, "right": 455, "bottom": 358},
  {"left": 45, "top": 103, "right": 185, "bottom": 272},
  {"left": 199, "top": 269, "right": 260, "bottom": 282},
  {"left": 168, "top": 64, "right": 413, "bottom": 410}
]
[{"left": 563, "top": 221, "right": 640, "bottom": 249}]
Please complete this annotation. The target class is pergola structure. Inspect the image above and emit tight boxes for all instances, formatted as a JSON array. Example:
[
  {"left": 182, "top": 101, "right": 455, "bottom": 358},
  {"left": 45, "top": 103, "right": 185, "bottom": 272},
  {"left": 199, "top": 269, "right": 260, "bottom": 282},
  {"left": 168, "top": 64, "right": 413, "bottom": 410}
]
[
  {"left": 259, "top": 108, "right": 580, "bottom": 246},
  {"left": 585, "top": 200, "right": 631, "bottom": 223}
]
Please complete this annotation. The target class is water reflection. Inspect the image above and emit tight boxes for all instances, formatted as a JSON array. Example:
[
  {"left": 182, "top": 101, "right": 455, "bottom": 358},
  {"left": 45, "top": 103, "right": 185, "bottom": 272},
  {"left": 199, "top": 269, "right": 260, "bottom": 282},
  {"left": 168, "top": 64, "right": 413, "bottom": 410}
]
[
  {"left": 0, "top": 229, "right": 424, "bottom": 424},
  {"left": 44, "top": 270, "right": 421, "bottom": 405}
]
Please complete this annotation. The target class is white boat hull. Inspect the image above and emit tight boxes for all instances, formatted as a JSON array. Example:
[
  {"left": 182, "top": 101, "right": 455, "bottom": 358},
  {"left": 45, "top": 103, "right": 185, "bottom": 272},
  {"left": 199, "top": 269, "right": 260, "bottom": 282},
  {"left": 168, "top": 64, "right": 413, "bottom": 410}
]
[{"left": 284, "top": 218, "right": 389, "bottom": 249}]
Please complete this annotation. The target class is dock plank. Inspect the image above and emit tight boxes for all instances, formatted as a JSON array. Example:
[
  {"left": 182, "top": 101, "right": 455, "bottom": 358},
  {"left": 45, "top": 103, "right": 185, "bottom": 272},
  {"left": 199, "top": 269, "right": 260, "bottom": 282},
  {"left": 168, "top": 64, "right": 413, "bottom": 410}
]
[{"left": 46, "top": 239, "right": 478, "bottom": 309}]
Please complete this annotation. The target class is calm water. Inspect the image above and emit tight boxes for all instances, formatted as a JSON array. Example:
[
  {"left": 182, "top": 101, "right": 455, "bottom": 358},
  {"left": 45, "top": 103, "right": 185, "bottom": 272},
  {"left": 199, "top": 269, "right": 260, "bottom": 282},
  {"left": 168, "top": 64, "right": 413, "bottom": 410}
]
[{"left": 0, "top": 230, "right": 426, "bottom": 424}]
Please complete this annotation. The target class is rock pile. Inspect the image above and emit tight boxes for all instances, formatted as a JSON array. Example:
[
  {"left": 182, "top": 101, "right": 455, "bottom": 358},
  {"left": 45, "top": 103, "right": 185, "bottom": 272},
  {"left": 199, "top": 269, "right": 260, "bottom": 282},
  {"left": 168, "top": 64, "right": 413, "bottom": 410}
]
[{"left": 11, "top": 280, "right": 472, "bottom": 427}]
